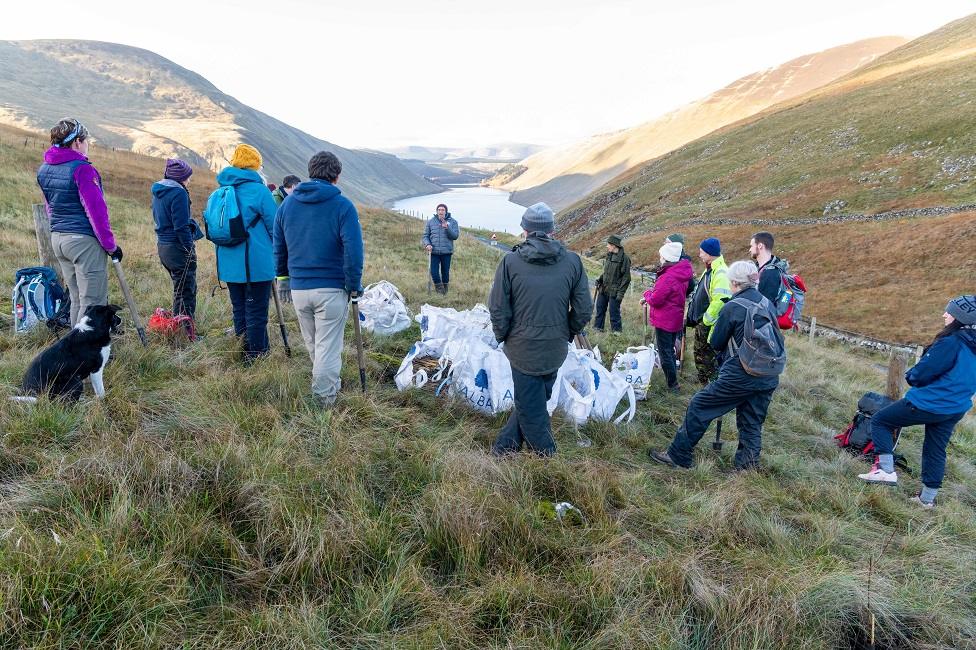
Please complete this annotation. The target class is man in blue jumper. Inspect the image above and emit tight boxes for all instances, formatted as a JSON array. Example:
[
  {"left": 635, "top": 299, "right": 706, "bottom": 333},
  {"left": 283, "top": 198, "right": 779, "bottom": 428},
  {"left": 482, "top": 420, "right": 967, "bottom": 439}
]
[{"left": 273, "top": 151, "right": 364, "bottom": 408}]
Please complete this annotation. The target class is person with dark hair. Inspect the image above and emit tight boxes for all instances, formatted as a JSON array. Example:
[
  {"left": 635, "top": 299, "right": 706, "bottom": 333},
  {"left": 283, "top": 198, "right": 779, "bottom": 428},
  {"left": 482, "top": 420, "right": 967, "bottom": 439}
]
[
  {"left": 422, "top": 203, "right": 460, "bottom": 294},
  {"left": 593, "top": 235, "right": 631, "bottom": 333},
  {"left": 858, "top": 296, "right": 976, "bottom": 508},
  {"left": 750, "top": 231, "right": 785, "bottom": 304},
  {"left": 489, "top": 203, "right": 592, "bottom": 456},
  {"left": 273, "top": 151, "right": 363, "bottom": 408},
  {"left": 37, "top": 118, "right": 122, "bottom": 326},
  {"left": 212, "top": 144, "right": 278, "bottom": 362},
  {"left": 650, "top": 261, "right": 785, "bottom": 471},
  {"left": 272, "top": 175, "right": 302, "bottom": 206},
  {"left": 152, "top": 158, "right": 203, "bottom": 325}
]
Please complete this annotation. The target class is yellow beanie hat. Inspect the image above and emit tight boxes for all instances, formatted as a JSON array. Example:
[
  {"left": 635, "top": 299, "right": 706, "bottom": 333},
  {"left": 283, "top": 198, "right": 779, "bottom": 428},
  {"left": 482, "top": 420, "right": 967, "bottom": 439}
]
[{"left": 230, "top": 144, "right": 262, "bottom": 170}]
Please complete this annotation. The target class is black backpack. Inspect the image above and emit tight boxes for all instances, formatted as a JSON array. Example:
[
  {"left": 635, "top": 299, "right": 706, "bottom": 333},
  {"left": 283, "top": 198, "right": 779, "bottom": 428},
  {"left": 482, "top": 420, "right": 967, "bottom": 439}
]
[
  {"left": 729, "top": 296, "right": 786, "bottom": 377},
  {"left": 835, "top": 392, "right": 910, "bottom": 470}
]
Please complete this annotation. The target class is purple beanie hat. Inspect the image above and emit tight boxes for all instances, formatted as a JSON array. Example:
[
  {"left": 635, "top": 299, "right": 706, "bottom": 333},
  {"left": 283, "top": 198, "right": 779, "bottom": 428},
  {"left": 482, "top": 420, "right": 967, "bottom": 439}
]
[{"left": 164, "top": 158, "right": 193, "bottom": 183}]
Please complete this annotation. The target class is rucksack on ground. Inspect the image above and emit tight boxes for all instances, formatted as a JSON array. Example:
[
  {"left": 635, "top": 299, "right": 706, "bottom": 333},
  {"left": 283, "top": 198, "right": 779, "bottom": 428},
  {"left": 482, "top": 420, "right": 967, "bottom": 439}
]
[
  {"left": 203, "top": 185, "right": 260, "bottom": 247},
  {"left": 12, "top": 266, "right": 70, "bottom": 334},
  {"left": 835, "top": 391, "right": 910, "bottom": 470},
  {"left": 767, "top": 259, "right": 807, "bottom": 330},
  {"left": 730, "top": 296, "right": 786, "bottom": 377}
]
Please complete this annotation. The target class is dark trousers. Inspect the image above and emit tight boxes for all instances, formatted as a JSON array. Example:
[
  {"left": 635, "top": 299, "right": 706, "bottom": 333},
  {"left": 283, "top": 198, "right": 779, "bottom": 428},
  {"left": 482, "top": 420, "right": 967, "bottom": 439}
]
[
  {"left": 668, "top": 361, "right": 778, "bottom": 469},
  {"left": 870, "top": 398, "right": 966, "bottom": 488},
  {"left": 157, "top": 242, "right": 197, "bottom": 319},
  {"left": 430, "top": 253, "right": 452, "bottom": 284},
  {"left": 227, "top": 281, "right": 272, "bottom": 359},
  {"left": 693, "top": 322, "right": 719, "bottom": 385},
  {"left": 492, "top": 368, "right": 559, "bottom": 456},
  {"left": 594, "top": 291, "right": 622, "bottom": 332},
  {"left": 655, "top": 328, "right": 679, "bottom": 388}
]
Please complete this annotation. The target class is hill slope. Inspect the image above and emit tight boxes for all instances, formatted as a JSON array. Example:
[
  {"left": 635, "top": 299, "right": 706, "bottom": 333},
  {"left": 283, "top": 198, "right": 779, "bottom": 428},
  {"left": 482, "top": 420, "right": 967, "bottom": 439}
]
[
  {"left": 0, "top": 132, "right": 974, "bottom": 648},
  {"left": 494, "top": 37, "right": 906, "bottom": 211},
  {"left": 558, "top": 14, "right": 976, "bottom": 342},
  {"left": 0, "top": 39, "right": 441, "bottom": 205}
]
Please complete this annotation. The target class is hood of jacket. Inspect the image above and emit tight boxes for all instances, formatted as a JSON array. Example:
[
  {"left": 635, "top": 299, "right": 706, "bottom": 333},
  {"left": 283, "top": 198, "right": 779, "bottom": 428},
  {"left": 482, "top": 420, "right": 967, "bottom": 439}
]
[
  {"left": 660, "top": 258, "right": 693, "bottom": 283},
  {"left": 43, "top": 146, "right": 87, "bottom": 165},
  {"left": 151, "top": 179, "right": 186, "bottom": 197},
  {"left": 515, "top": 234, "right": 565, "bottom": 266},
  {"left": 291, "top": 179, "right": 341, "bottom": 204},
  {"left": 217, "top": 165, "right": 264, "bottom": 187},
  {"left": 959, "top": 327, "right": 976, "bottom": 355}
]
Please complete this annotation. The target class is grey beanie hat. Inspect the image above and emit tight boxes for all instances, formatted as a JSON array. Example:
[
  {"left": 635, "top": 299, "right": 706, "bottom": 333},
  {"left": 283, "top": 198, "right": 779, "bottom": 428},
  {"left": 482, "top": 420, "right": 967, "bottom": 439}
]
[
  {"left": 946, "top": 295, "right": 976, "bottom": 325},
  {"left": 520, "top": 202, "right": 555, "bottom": 234}
]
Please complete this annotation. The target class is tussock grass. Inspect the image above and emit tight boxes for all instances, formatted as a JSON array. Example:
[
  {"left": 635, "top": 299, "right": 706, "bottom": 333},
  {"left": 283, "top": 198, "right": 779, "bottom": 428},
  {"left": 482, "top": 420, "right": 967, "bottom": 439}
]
[{"left": 0, "top": 130, "right": 974, "bottom": 648}]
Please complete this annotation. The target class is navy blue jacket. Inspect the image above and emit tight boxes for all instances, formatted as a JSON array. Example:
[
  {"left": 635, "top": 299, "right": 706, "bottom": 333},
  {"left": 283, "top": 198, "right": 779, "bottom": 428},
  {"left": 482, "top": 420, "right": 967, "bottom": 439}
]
[
  {"left": 151, "top": 180, "right": 203, "bottom": 249},
  {"left": 906, "top": 328, "right": 976, "bottom": 414},
  {"left": 273, "top": 180, "right": 364, "bottom": 292}
]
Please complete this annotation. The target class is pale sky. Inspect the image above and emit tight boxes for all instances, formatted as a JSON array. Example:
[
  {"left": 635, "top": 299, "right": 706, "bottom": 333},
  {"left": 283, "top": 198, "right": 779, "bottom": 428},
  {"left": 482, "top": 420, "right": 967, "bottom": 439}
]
[{"left": 1, "top": 1, "right": 972, "bottom": 150}]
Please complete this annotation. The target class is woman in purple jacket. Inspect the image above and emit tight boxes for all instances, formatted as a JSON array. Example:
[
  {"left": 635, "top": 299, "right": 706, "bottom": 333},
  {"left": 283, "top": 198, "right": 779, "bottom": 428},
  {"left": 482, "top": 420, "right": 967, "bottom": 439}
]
[
  {"left": 37, "top": 118, "right": 122, "bottom": 326},
  {"left": 642, "top": 242, "right": 694, "bottom": 391}
]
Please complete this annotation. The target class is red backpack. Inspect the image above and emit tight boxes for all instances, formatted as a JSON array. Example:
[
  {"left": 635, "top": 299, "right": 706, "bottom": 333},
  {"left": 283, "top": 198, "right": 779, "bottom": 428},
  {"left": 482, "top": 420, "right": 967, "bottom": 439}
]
[{"left": 765, "top": 260, "right": 807, "bottom": 330}]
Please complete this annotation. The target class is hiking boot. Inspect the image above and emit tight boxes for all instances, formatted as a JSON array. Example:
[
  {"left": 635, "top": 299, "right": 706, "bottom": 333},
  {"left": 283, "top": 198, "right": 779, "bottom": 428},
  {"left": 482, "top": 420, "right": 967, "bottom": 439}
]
[
  {"left": 667, "top": 383, "right": 680, "bottom": 394},
  {"left": 648, "top": 449, "right": 685, "bottom": 468},
  {"left": 314, "top": 394, "right": 337, "bottom": 410},
  {"left": 442, "top": 282, "right": 449, "bottom": 295},
  {"left": 909, "top": 494, "right": 936, "bottom": 510},
  {"left": 858, "top": 466, "right": 898, "bottom": 485},
  {"left": 434, "top": 283, "right": 445, "bottom": 294}
]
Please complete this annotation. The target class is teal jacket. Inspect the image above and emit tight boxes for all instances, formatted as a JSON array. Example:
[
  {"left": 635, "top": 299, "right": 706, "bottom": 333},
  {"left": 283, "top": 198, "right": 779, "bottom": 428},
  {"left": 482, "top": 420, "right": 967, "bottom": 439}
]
[{"left": 213, "top": 166, "right": 278, "bottom": 284}]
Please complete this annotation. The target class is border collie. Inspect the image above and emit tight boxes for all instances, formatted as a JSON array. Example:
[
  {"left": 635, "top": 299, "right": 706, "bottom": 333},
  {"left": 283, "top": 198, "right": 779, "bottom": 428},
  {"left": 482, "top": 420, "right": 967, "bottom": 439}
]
[{"left": 12, "top": 304, "right": 123, "bottom": 403}]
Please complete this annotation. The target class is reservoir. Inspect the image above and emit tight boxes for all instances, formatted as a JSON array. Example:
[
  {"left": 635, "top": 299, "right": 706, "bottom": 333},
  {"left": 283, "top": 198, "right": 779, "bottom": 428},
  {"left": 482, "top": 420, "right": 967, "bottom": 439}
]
[{"left": 393, "top": 186, "right": 527, "bottom": 234}]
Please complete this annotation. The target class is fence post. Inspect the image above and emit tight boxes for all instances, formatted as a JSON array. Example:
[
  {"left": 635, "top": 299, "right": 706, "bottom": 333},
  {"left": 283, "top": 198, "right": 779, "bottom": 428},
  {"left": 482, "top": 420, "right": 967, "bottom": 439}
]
[
  {"left": 886, "top": 350, "right": 908, "bottom": 400},
  {"left": 32, "top": 203, "right": 61, "bottom": 281},
  {"left": 808, "top": 317, "right": 817, "bottom": 342},
  {"left": 915, "top": 345, "right": 924, "bottom": 363}
]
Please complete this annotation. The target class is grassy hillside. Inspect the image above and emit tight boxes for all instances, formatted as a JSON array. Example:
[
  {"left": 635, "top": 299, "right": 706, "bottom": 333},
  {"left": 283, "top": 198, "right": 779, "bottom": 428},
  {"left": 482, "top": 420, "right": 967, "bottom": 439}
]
[
  {"left": 0, "top": 40, "right": 441, "bottom": 206},
  {"left": 559, "top": 14, "right": 976, "bottom": 344},
  {"left": 493, "top": 37, "right": 906, "bottom": 212},
  {"left": 0, "top": 134, "right": 975, "bottom": 648}
]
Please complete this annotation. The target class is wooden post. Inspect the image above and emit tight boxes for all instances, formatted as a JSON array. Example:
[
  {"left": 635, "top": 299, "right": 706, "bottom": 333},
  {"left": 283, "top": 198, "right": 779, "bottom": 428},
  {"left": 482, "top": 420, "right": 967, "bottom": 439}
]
[
  {"left": 886, "top": 350, "right": 908, "bottom": 400},
  {"left": 915, "top": 345, "right": 924, "bottom": 363},
  {"left": 808, "top": 317, "right": 817, "bottom": 342},
  {"left": 32, "top": 203, "right": 61, "bottom": 280}
]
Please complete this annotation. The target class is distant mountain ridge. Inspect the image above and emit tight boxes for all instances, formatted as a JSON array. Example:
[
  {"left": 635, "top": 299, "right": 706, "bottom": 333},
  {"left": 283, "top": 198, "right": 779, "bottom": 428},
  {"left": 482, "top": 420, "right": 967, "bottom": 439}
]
[
  {"left": 0, "top": 39, "right": 440, "bottom": 205},
  {"left": 494, "top": 37, "right": 907, "bottom": 211},
  {"left": 381, "top": 142, "right": 544, "bottom": 163}
]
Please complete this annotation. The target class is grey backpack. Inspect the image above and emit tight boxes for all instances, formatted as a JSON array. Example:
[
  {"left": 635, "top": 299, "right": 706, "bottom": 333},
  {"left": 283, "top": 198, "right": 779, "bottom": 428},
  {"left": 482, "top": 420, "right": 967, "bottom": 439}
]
[{"left": 730, "top": 296, "right": 786, "bottom": 377}]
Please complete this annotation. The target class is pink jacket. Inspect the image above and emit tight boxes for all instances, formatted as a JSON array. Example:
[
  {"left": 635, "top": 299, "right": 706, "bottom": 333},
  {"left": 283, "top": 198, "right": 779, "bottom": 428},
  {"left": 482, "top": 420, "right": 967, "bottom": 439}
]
[{"left": 643, "top": 258, "right": 694, "bottom": 332}]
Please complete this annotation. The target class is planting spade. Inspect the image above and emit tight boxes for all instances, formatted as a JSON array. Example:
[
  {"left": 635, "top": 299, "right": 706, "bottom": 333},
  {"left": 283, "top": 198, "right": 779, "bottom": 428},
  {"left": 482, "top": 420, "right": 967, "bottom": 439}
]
[{"left": 712, "top": 417, "right": 723, "bottom": 451}]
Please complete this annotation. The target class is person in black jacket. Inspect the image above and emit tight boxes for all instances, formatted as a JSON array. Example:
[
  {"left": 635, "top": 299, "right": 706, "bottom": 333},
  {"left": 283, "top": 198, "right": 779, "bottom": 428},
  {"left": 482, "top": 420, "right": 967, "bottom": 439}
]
[
  {"left": 650, "top": 260, "right": 785, "bottom": 471},
  {"left": 489, "top": 203, "right": 593, "bottom": 456},
  {"left": 750, "top": 231, "right": 785, "bottom": 304},
  {"left": 151, "top": 158, "right": 203, "bottom": 321}
]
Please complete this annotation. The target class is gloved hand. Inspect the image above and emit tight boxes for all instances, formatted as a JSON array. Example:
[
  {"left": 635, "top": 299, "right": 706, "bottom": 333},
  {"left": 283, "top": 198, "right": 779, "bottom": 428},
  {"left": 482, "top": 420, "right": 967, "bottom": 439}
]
[
  {"left": 276, "top": 277, "right": 291, "bottom": 304},
  {"left": 109, "top": 246, "right": 123, "bottom": 262},
  {"left": 349, "top": 289, "right": 360, "bottom": 302}
]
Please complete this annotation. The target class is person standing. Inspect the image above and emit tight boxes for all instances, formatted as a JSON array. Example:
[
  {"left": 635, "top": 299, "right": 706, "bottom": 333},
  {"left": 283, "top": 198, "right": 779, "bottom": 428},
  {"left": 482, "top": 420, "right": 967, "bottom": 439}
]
[
  {"left": 858, "top": 296, "right": 976, "bottom": 508},
  {"left": 750, "top": 231, "right": 785, "bottom": 304},
  {"left": 593, "top": 235, "right": 631, "bottom": 333},
  {"left": 422, "top": 203, "right": 460, "bottom": 294},
  {"left": 272, "top": 175, "right": 301, "bottom": 206},
  {"left": 642, "top": 241, "right": 693, "bottom": 391},
  {"left": 489, "top": 203, "right": 592, "bottom": 456},
  {"left": 650, "top": 261, "right": 785, "bottom": 470},
  {"left": 211, "top": 144, "right": 278, "bottom": 362},
  {"left": 151, "top": 158, "right": 203, "bottom": 324},
  {"left": 274, "top": 152, "right": 364, "bottom": 408},
  {"left": 685, "top": 237, "right": 731, "bottom": 384},
  {"left": 36, "top": 118, "right": 122, "bottom": 326}
]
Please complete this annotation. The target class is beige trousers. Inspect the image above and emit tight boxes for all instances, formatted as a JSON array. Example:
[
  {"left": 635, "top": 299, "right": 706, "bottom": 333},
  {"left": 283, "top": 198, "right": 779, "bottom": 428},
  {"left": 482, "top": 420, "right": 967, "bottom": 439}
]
[
  {"left": 51, "top": 232, "right": 109, "bottom": 326},
  {"left": 292, "top": 288, "right": 349, "bottom": 403}
]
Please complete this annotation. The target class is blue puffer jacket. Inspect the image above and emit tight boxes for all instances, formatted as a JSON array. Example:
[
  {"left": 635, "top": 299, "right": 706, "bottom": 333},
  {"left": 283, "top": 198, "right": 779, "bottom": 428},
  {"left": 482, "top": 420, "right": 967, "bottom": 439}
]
[
  {"left": 151, "top": 179, "right": 203, "bottom": 249},
  {"left": 273, "top": 180, "right": 363, "bottom": 292},
  {"left": 906, "top": 328, "right": 976, "bottom": 414},
  {"left": 422, "top": 215, "right": 460, "bottom": 255},
  {"left": 212, "top": 167, "right": 278, "bottom": 284}
]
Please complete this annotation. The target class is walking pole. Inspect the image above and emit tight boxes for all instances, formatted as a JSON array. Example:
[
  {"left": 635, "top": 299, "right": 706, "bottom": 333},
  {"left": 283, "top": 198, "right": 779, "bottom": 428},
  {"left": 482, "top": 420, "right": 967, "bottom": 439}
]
[
  {"left": 642, "top": 303, "right": 649, "bottom": 346},
  {"left": 427, "top": 249, "right": 433, "bottom": 295},
  {"left": 350, "top": 291, "right": 368, "bottom": 392},
  {"left": 712, "top": 417, "right": 723, "bottom": 451},
  {"left": 270, "top": 279, "right": 291, "bottom": 357},
  {"left": 111, "top": 259, "right": 147, "bottom": 347}
]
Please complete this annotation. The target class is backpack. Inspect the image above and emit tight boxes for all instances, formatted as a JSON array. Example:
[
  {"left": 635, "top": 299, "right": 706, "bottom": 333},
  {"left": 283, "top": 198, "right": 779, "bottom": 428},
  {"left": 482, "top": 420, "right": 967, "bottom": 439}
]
[
  {"left": 203, "top": 185, "right": 261, "bottom": 247},
  {"left": 835, "top": 392, "right": 910, "bottom": 470},
  {"left": 12, "top": 266, "right": 70, "bottom": 334},
  {"left": 148, "top": 307, "right": 196, "bottom": 340},
  {"left": 686, "top": 270, "right": 711, "bottom": 325},
  {"left": 729, "top": 296, "right": 786, "bottom": 377},
  {"left": 765, "top": 259, "right": 807, "bottom": 330}
]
